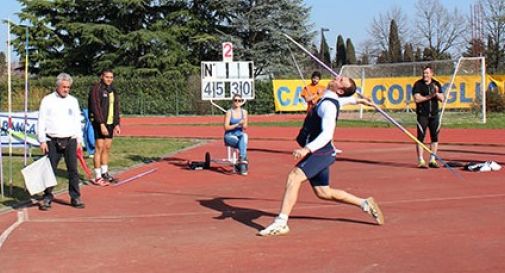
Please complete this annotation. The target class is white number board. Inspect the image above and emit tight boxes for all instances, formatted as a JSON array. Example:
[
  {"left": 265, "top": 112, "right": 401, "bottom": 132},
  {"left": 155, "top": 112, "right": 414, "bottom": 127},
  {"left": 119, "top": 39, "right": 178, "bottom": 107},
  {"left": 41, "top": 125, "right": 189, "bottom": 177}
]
[{"left": 201, "top": 61, "right": 255, "bottom": 100}]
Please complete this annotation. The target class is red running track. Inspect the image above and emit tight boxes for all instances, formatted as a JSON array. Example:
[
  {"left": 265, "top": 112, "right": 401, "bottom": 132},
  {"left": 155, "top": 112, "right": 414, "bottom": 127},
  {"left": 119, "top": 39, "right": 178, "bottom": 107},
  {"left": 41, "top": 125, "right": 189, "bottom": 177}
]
[{"left": 0, "top": 115, "right": 504, "bottom": 273}]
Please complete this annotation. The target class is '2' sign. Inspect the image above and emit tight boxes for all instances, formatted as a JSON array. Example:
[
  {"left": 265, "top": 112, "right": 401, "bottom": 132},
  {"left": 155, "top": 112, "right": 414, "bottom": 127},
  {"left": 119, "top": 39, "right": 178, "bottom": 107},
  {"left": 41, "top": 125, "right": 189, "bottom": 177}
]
[{"left": 222, "top": 42, "right": 233, "bottom": 62}]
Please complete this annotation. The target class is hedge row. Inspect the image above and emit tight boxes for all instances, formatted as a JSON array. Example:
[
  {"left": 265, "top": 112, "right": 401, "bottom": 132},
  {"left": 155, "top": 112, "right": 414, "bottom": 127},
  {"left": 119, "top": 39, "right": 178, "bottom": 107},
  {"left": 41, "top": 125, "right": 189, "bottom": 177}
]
[{"left": 0, "top": 75, "right": 276, "bottom": 115}]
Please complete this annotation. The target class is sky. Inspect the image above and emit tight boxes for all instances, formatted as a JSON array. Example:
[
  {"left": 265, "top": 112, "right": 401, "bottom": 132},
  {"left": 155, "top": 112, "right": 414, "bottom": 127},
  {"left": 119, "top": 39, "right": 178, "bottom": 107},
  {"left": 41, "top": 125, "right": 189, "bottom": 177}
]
[{"left": 1, "top": 0, "right": 477, "bottom": 61}]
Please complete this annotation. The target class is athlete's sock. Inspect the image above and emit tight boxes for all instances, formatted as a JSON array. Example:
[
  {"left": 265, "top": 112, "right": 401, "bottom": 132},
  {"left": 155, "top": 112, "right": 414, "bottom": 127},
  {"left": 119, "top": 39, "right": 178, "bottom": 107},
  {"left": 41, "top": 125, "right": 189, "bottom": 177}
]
[
  {"left": 101, "top": 165, "right": 108, "bottom": 174},
  {"left": 94, "top": 168, "right": 102, "bottom": 179},
  {"left": 360, "top": 199, "right": 369, "bottom": 212},
  {"left": 276, "top": 213, "right": 289, "bottom": 225}
]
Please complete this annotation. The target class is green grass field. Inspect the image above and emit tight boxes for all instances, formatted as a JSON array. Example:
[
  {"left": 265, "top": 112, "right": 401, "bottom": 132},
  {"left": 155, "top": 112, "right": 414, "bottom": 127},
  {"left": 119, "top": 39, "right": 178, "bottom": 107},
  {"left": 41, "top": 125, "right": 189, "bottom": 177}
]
[{"left": 0, "top": 137, "right": 196, "bottom": 210}]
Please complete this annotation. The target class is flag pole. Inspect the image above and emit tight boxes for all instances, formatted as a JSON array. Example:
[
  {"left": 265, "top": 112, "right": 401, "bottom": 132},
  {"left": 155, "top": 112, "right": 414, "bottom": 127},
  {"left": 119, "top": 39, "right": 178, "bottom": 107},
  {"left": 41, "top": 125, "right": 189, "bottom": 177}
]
[
  {"left": 24, "top": 26, "right": 29, "bottom": 166},
  {"left": 7, "top": 20, "right": 13, "bottom": 195}
]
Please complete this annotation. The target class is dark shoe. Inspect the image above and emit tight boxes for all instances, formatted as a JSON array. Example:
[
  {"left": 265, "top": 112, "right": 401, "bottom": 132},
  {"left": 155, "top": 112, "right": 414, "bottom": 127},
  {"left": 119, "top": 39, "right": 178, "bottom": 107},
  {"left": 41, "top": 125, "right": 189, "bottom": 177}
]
[
  {"left": 238, "top": 162, "right": 248, "bottom": 175},
  {"left": 428, "top": 160, "right": 440, "bottom": 168},
  {"left": 102, "top": 172, "right": 118, "bottom": 183},
  {"left": 39, "top": 198, "right": 52, "bottom": 211},
  {"left": 71, "top": 198, "right": 85, "bottom": 209}
]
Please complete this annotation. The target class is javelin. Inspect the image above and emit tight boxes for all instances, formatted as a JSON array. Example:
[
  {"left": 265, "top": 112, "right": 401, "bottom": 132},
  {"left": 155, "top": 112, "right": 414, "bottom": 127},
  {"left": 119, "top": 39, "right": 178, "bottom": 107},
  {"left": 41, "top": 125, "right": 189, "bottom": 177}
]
[
  {"left": 283, "top": 33, "right": 456, "bottom": 172},
  {"left": 437, "top": 58, "right": 462, "bottom": 133}
]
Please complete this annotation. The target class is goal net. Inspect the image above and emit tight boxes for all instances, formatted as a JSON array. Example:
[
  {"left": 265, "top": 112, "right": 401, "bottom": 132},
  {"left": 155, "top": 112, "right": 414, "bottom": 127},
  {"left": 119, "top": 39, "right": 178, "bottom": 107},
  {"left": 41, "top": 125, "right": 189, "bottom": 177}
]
[{"left": 338, "top": 57, "right": 486, "bottom": 126}]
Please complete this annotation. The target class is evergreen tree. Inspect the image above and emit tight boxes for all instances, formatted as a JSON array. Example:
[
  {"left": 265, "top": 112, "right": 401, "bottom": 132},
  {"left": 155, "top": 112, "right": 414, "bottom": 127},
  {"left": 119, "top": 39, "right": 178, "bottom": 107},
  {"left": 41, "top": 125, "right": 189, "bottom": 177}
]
[
  {"left": 485, "top": 35, "right": 504, "bottom": 73},
  {"left": 359, "top": 54, "right": 369, "bottom": 65},
  {"left": 214, "top": 0, "right": 312, "bottom": 77},
  {"left": 11, "top": 0, "right": 313, "bottom": 77},
  {"left": 423, "top": 47, "right": 434, "bottom": 61},
  {"left": 463, "top": 38, "right": 485, "bottom": 57},
  {"left": 377, "top": 50, "right": 388, "bottom": 63},
  {"left": 335, "top": 35, "right": 346, "bottom": 68},
  {"left": 403, "top": 43, "right": 414, "bottom": 62},
  {"left": 345, "top": 38, "right": 357, "bottom": 64},
  {"left": 320, "top": 33, "right": 331, "bottom": 67},
  {"left": 387, "top": 19, "right": 402, "bottom": 62},
  {"left": 415, "top": 47, "right": 423, "bottom": 61}
]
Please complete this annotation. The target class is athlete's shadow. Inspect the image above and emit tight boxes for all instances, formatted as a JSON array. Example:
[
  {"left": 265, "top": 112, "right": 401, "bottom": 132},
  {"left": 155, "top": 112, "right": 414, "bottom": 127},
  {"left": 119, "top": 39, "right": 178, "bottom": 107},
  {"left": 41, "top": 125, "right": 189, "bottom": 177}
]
[{"left": 198, "top": 197, "right": 375, "bottom": 232}]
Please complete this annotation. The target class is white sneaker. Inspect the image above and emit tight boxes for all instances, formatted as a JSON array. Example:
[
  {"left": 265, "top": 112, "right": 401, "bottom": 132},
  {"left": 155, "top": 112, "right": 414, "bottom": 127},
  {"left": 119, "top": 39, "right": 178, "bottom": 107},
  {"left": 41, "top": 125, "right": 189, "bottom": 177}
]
[
  {"left": 488, "top": 161, "right": 502, "bottom": 171},
  {"left": 364, "top": 197, "right": 385, "bottom": 225},
  {"left": 258, "top": 221, "right": 290, "bottom": 236},
  {"left": 479, "top": 164, "right": 492, "bottom": 172}
]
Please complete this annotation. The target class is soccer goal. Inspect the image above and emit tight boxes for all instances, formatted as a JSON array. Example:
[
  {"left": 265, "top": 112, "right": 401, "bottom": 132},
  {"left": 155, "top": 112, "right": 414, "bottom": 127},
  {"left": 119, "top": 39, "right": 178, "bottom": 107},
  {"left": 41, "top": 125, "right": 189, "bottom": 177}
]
[{"left": 338, "top": 57, "right": 486, "bottom": 126}]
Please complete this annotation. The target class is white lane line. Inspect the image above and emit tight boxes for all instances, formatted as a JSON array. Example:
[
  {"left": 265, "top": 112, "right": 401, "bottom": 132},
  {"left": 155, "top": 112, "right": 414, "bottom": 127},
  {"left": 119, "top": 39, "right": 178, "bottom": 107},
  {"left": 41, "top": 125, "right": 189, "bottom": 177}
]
[
  {"left": 0, "top": 209, "right": 28, "bottom": 251},
  {"left": 112, "top": 168, "right": 158, "bottom": 187}
]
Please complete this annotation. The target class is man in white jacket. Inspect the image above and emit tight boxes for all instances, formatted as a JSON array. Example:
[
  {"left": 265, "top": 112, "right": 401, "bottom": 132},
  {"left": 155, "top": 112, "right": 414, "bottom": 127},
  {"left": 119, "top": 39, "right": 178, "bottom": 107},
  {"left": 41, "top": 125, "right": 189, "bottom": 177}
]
[{"left": 37, "top": 73, "right": 85, "bottom": 210}]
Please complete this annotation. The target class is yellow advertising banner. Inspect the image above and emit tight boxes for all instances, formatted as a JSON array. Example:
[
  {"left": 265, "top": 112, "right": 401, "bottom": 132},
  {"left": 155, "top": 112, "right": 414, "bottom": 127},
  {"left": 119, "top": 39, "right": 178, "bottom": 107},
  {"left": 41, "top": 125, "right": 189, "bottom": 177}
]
[{"left": 273, "top": 75, "right": 505, "bottom": 112}]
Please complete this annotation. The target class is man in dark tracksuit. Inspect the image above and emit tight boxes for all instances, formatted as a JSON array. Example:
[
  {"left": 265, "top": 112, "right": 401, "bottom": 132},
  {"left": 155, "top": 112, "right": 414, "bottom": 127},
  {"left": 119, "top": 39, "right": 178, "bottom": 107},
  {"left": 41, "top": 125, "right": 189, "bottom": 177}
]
[
  {"left": 88, "top": 69, "right": 121, "bottom": 185},
  {"left": 412, "top": 65, "right": 444, "bottom": 169}
]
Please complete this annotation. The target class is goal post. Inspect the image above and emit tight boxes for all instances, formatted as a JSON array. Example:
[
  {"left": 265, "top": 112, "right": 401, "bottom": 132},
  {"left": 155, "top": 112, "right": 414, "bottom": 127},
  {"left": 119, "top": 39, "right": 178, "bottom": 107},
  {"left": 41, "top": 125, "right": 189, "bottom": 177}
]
[{"left": 338, "top": 57, "right": 486, "bottom": 125}]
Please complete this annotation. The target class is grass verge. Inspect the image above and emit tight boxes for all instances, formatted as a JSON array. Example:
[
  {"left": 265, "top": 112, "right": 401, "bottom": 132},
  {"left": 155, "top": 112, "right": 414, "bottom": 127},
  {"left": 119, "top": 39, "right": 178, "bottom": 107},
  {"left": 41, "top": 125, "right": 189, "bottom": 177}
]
[{"left": 0, "top": 137, "right": 196, "bottom": 210}]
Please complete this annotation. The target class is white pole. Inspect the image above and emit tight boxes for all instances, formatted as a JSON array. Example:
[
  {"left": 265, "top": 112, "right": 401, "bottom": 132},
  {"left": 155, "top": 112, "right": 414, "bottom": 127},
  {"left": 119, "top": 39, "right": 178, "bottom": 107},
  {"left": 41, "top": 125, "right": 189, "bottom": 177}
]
[
  {"left": 24, "top": 27, "right": 29, "bottom": 166},
  {"left": 7, "top": 20, "right": 13, "bottom": 195},
  {"left": 481, "top": 57, "right": 486, "bottom": 124},
  {"left": 359, "top": 68, "right": 365, "bottom": 119},
  {"left": 0, "top": 22, "right": 5, "bottom": 198}
]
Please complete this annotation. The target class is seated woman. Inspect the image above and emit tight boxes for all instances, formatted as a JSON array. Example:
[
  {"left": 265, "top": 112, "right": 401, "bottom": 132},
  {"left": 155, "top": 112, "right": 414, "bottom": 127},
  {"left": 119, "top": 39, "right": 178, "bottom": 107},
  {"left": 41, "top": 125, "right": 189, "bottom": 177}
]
[{"left": 224, "top": 94, "right": 249, "bottom": 175}]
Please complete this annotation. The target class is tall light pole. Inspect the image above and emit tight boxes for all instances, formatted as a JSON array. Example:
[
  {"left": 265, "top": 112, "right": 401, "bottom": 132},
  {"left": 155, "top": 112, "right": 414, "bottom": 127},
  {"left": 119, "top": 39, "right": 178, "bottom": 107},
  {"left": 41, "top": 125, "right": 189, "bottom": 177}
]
[{"left": 320, "top": 28, "right": 329, "bottom": 67}]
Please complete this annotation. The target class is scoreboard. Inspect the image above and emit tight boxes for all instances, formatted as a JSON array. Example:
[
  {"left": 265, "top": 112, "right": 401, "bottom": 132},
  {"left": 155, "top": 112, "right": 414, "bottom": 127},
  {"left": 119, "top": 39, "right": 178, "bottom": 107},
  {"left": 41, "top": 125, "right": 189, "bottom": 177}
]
[{"left": 200, "top": 61, "right": 255, "bottom": 100}]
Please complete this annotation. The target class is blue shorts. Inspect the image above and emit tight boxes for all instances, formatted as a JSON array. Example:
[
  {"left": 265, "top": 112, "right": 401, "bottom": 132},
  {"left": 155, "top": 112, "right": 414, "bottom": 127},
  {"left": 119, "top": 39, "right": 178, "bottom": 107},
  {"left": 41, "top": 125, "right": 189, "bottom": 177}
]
[{"left": 296, "top": 143, "right": 336, "bottom": 187}]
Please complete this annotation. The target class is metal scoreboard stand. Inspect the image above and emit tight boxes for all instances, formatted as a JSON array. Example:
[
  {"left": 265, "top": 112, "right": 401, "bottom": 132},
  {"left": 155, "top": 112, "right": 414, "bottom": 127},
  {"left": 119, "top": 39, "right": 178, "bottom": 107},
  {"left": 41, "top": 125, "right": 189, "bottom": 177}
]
[
  {"left": 200, "top": 43, "right": 255, "bottom": 105},
  {"left": 195, "top": 43, "right": 254, "bottom": 171}
]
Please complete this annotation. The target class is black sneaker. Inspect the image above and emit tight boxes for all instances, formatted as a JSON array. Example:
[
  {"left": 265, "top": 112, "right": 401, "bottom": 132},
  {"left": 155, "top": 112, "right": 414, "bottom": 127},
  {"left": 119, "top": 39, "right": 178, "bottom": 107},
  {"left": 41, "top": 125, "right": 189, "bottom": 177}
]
[
  {"left": 428, "top": 160, "right": 440, "bottom": 168},
  {"left": 102, "top": 172, "right": 118, "bottom": 183},
  {"left": 39, "top": 198, "right": 52, "bottom": 211},
  {"left": 71, "top": 198, "right": 85, "bottom": 209}
]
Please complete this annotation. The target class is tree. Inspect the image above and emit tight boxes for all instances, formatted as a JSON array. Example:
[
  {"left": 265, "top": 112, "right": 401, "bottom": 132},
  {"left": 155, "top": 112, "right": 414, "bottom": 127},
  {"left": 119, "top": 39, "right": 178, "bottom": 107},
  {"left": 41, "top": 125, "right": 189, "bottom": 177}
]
[
  {"left": 463, "top": 38, "right": 486, "bottom": 57},
  {"left": 403, "top": 43, "right": 415, "bottom": 62},
  {"left": 320, "top": 32, "right": 331, "bottom": 67},
  {"left": 215, "top": 0, "right": 313, "bottom": 77},
  {"left": 388, "top": 19, "right": 403, "bottom": 62},
  {"left": 367, "top": 6, "right": 410, "bottom": 60},
  {"left": 345, "top": 38, "right": 357, "bottom": 64},
  {"left": 11, "top": 0, "right": 194, "bottom": 76},
  {"left": 335, "top": 35, "right": 346, "bottom": 68},
  {"left": 377, "top": 50, "right": 388, "bottom": 63},
  {"left": 415, "top": 47, "right": 423, "bottom": 61},
  {"left": 11, "top": 0, "right": 313, "bottom": 77},
  {"left": 486, "top": 35, "right": 505, "bottom": 73},
  {"left": 0, "top": 51, "right": 6, "bottom": 77},
  {"left": 413, "top": 0, "right": 466, "bottom": 59},
  {"left": 480, "top": 0, "right": 505, "bottom": 72}
]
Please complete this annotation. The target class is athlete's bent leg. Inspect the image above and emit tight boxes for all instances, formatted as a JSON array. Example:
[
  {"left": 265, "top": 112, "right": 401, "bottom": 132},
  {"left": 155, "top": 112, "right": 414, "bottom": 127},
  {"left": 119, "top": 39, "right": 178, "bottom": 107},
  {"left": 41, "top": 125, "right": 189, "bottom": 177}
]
[{"left": 312, "top": 186, "right": 363, "bottom": 207}]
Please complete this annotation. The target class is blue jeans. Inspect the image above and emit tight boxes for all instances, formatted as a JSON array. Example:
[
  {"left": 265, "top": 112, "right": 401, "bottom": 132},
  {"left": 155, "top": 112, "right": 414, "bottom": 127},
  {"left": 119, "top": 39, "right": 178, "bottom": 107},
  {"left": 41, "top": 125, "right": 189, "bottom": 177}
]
[{"left": 224, "top": 130, "right": 248, "bottom": 160}]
